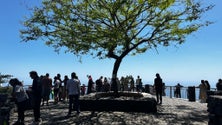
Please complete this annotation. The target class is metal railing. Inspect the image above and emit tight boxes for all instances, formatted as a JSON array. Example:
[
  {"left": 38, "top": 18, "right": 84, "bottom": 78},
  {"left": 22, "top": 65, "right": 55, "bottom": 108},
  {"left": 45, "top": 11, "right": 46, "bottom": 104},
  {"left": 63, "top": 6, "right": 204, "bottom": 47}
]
[
  {"left": 23, "top": 84, "right": 217, "bottom": 101},
  {"left": 164, "top": 86, "right": 196, "bottom": 99},
  {"left": 161, "top": 86, "right": 216, "bottom": 101}
]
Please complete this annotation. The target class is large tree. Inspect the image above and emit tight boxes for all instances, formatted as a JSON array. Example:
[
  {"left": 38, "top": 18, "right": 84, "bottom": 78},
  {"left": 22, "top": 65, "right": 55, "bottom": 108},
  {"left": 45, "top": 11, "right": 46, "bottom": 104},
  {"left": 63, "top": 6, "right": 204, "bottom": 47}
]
[
  {"left": 0, "top": 73, "right": 13, "bottom": 86},
  {"left": 20, "top": 0, "right": 213, "bottom": 94}
]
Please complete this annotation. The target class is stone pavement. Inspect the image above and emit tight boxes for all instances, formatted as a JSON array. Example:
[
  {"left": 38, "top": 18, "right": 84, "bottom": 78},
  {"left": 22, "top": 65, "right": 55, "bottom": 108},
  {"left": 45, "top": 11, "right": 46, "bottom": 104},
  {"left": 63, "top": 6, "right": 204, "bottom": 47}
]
[{"left": 9, "top": 95, "right": 208, "bottom": 125}]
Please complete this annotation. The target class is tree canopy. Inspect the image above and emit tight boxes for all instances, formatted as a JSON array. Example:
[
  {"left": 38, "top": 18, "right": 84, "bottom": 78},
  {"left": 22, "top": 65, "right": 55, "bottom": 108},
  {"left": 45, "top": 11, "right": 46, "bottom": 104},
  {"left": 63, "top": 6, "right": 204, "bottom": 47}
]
[
  {"left": 0, "top": 73, "right": 13, "bottom": 86},
  {"left": 20, "top": 0, "right": 213, "bottom": 93}
]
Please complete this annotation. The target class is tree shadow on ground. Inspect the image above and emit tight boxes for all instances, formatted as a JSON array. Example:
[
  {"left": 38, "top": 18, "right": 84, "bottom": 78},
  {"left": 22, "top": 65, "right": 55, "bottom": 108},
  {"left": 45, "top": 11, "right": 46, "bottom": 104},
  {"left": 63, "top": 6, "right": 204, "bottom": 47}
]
[
  {"left": 153, "top": 104, "right": 208, "bottom": 124},
  {"left": 10, "top": 100, "right": 208, "bottom": 125}
]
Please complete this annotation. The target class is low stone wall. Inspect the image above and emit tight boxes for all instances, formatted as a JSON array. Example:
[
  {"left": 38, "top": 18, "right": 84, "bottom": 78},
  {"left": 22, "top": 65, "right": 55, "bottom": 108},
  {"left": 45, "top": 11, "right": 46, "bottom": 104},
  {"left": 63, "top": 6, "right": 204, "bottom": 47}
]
[
  {"left": 207, "top": 95, "right": 222, "bottom": 125},
  {"left": 207, "top": 91, "right": 222, "bottom": 97},
  {"left": 79, "top": 92, "right": 157, "bottom": 113},
  {"left": 80, "top": 99, "right": 157, "bottom": 113}
]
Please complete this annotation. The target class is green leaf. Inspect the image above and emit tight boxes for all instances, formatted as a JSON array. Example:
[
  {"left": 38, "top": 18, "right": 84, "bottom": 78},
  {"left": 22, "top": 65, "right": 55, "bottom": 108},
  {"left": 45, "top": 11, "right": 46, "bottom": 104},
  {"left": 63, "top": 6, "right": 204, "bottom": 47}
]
[{"left": 159, "top": 0, "right": 175, "bottom": 10}]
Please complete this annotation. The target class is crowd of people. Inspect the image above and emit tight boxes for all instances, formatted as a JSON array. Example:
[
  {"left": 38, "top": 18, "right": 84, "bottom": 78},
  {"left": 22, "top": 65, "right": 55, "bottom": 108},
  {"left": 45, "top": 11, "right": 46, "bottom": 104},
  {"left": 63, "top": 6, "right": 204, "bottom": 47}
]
[
  {"left": 83, "top": 75, "right": 145, "bottom": 95},
  {"left": 198, "top": 79, "right": 222, "bottom": 103},
  {"left": 8, "top": 71, "right": 158, "bottom": 125},
  {"left": 198, "top": 80, "right": 211, "bottom": 103},
  {"left": 9, "top": 71, "right": 81, "bottom": 125},
  {"left": 8, "top": 70, "right": 222, "bottom": 125},
  {"left": 172, "top": 79, "right": 222, "bottom": 103},
  {"left": 9, "top": 70, "right": 168, "bottom": 125}
]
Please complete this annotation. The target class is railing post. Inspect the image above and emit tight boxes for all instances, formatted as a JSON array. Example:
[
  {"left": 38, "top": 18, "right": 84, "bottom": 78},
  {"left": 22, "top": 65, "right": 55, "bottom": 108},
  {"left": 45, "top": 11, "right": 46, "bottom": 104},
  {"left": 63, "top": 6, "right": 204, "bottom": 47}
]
[{"left": 170, "top": 86, "right": 172, "bottom": 98}]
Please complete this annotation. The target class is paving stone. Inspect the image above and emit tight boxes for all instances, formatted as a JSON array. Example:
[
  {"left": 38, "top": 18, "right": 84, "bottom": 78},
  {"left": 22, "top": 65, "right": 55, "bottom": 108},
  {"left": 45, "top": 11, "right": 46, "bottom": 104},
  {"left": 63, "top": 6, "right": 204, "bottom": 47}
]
[{"left": 9, "top": 94, "right": 208, "bottom": 125}]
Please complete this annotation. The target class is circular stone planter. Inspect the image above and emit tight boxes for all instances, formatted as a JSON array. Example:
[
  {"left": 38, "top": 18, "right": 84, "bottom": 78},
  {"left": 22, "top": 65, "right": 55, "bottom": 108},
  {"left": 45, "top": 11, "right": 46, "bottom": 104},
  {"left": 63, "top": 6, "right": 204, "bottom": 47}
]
[{"left": 79, "top": 92, "right": 157, "bottom": 113}]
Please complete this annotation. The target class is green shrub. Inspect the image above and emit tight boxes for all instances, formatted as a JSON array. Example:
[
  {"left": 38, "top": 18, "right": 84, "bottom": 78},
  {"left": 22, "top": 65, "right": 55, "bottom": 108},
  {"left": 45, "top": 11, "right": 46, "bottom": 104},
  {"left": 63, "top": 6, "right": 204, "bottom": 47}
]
[{"left": 0, "top": 86, "right": 13, "bottom": 95}]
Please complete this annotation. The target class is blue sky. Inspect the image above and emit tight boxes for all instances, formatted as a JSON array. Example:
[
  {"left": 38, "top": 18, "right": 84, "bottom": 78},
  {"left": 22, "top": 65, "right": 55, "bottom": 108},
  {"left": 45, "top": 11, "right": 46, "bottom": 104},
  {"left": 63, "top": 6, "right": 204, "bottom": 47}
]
[{"left": 0, "top": 0, "right": 221, "bottom": 87}]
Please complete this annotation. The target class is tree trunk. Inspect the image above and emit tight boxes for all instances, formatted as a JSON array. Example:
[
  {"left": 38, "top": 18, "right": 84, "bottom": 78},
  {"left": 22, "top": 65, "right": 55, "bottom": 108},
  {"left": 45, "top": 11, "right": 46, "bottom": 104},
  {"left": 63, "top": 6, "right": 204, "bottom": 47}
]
[{"left": 111, "top": 58, "right": 122, "bottom": 96}]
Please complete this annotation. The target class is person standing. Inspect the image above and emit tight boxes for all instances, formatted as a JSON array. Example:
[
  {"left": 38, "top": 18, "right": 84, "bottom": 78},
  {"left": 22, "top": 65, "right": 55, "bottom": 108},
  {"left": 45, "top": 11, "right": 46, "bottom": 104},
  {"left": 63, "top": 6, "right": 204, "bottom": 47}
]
[
  {"left": 95, "top": 76, "right": 103, "bottom": 92},
  {"left": 53, "top": 76, "right": 61, "bottom": 104},
  {"left": 66, "top": 72, "right": 81, "bottom": 117},
  {"left": 162, "top": 82, "right": 166, "bottom": 96},
  {"left": 154, "top": 73, "right": 163, "bottom": 104},
  {"left": 103, "top": 77, "right": 110, "bottom": 92},
  {"left": 216, "top": 79, "right": 222, "bottom": 91},
  {"left": 87, "top": 75, "right": 94, "bottom": 94},
  {"left": 29, "top": 71, "right": 42, "bottom": 124},
  {"left": 129, "top": 75, "right": 135, "bottom": 92},
  {"left": 9, "top": 78, "right": 29, "bottom": 125},
  {"left": 63, "top": 75, "right": 69, "bottom": 101},
  {"left": 81, "top": 84, "right": 86, "bottom": 96},
  {"left": 41, "top": 73, "right": 52, "bottom": 106},
  {"left": 56, "top": 73, "right": 63, "bottom": 101},
  {"left": 204, "top": 80, "right": 211, "bottom": 91},
  {"left": 199, "top": 80, "right": 207, "bottom": 103},
  {"left": 136, "top": 75, "right": 142, "bottom": 92},
  {"left": 175, "top": 83, "right": 183, "bottom": 98}
]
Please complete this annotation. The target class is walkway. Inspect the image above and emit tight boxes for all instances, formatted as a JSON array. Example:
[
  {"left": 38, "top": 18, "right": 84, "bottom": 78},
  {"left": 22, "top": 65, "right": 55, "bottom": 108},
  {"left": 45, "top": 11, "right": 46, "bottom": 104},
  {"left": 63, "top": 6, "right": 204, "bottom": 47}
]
[{"left": 9, "top": 96, "right": 208, "bottom": 125}]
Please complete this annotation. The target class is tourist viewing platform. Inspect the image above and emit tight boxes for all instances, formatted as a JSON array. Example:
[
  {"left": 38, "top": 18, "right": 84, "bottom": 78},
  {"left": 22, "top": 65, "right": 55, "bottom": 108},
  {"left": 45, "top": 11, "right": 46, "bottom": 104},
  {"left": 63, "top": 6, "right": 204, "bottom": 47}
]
[
  {"left": 0, "top": 85, "right": 219, "bottom": 125},
  {"left": 0, "top": 0, "right": 221, "bottom": 124},
  {"left": 8, "top": 93, "right": 208, "bottom": 125}
]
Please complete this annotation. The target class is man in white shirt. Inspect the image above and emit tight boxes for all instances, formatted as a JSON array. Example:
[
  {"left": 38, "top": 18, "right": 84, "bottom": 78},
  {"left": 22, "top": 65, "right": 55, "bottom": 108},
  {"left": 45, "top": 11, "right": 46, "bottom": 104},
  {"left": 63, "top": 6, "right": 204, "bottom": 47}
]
[{"left": 66, "top": 72, "right": 81, "bottom": 117}]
